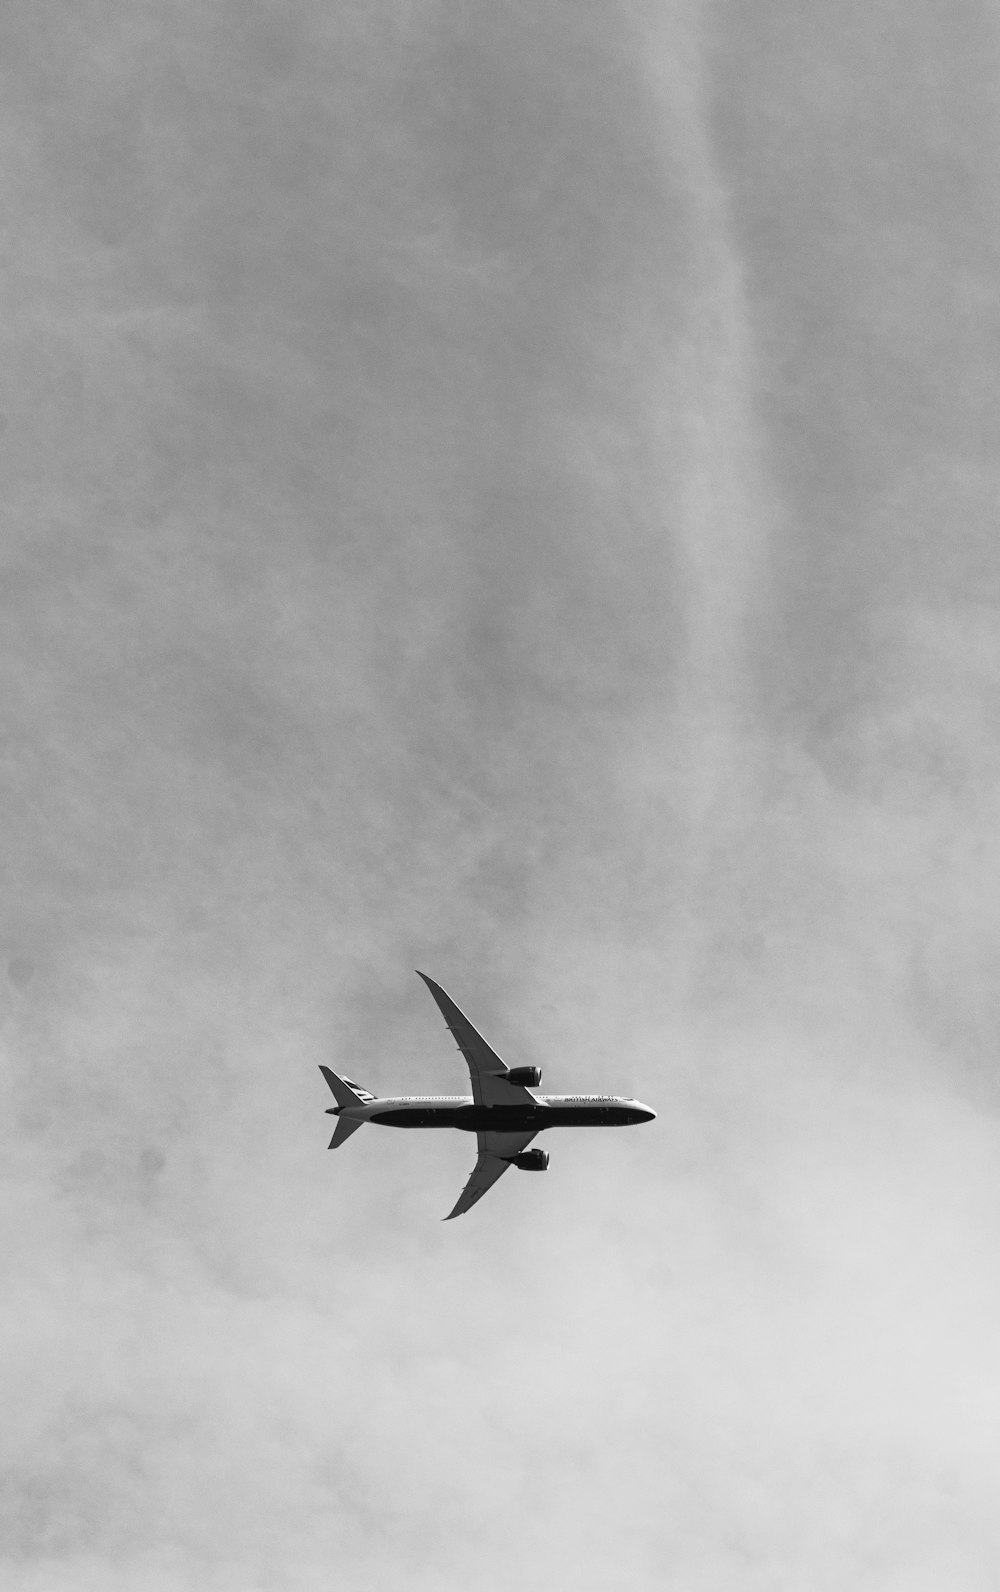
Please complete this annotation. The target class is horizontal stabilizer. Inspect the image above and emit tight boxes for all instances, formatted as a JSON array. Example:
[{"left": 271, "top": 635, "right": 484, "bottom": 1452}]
[{"left": 328, "top": 1115, "right": 364, "bottom": 1149}]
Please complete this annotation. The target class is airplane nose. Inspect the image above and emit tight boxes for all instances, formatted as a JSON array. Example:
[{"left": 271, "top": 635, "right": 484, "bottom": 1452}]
[{"left": 639, "top": 1105, "right": 656, "bottom": 1122}]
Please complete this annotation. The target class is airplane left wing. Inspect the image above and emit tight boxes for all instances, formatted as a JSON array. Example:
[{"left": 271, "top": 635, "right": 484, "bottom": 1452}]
[{"left": 444, "top": 1130, "right": 537, "bottom": 1220}]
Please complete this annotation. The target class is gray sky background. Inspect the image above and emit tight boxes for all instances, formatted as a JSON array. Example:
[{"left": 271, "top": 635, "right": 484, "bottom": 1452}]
[{"left": 3, "top": 2, "right": 1000, "bottom": 1587}]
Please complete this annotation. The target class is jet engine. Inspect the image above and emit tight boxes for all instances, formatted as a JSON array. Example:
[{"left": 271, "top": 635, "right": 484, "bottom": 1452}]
[
  {"left": 507, "top": 1066, "right": 542, "bottom": 1087},
  {"left": 510, "top": 1149, "right": 549, "bottom": 1171}
]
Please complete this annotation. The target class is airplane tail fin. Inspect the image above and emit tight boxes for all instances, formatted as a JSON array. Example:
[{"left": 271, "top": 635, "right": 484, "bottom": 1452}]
[
  {"left": 328, "top": 1114, "right": 365, "bottom": 1150},
  {"left": 320, "top": 1067, "right": 374, "bottom": 1150},
  {"left": 319, "top": 1065, "right": 374, "bottom": 1110}
]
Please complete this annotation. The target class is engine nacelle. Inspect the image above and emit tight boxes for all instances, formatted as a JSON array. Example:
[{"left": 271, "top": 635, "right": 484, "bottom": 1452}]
[
  {"left": 507, "top": 1066, "right": 542, "bottom": 1087},
  {"left": 510, "top": 1149, "right": 549, "bottom": 1171}
]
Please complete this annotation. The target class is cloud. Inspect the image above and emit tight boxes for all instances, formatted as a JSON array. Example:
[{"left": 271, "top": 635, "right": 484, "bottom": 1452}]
[{"left": 2, "top": 1, "right": 1000, "bottom": 1588}]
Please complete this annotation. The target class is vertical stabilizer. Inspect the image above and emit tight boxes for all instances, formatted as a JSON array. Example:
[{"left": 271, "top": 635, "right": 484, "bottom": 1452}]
[{"left": 319, "top": 1066, "right": 374, "bottom": 1108}]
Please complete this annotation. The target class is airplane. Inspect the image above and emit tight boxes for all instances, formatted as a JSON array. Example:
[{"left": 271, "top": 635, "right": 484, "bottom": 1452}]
[{"left": 320, "top": 972, "right": 656, "bottom": 1219}]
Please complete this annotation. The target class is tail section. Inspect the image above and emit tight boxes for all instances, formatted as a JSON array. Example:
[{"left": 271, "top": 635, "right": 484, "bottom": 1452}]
[
  {"left": 319, "top": 1066, "right": 374, "bottom": 1150},
  {"left": 319, "top": 1066, "right": 374, "bottom": 1109},
  {"left": 328, "top": 1114, "right": 364, "bottom": 1149}
]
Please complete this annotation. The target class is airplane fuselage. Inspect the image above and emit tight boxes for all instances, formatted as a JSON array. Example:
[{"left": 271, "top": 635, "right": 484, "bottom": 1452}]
[
  {"left": 328, "top": 1093, "right": 656, "bottom": 1131},
  {"left": 322, "top": 971, "right": 656, "bottom": 1216}
]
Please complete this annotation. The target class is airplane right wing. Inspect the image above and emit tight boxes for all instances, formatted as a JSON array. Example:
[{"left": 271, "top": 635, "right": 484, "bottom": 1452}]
[
  {"left": 416, "top": 972, "right": 538, "bottom": 1108},
  {"left": 444, "top": 1130, "right": 538, "bottom": 1220}
]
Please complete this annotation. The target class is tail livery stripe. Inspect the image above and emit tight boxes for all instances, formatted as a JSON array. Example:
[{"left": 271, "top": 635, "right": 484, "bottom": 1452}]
[{"left": 319, "top": 1066, "right": 374, "bottom": 1108}]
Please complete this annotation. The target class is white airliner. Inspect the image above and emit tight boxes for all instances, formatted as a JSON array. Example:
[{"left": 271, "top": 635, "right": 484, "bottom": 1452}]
[{"left": 320, "top": 972, "right": 656, "bottom": 1219}]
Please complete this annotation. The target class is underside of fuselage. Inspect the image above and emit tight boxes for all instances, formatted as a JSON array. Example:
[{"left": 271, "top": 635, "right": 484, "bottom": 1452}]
[{"left": 367, "top": 1103, "right": 652, "bottom": 1130}]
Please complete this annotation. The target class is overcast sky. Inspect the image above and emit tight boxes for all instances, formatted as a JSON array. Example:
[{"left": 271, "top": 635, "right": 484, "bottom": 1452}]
[{"left": 3, "top": 2, "right": 1000, "bottom": 1587}]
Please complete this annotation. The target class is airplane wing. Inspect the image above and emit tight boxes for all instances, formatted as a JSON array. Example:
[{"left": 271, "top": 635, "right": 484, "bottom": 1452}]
[
  {"left": 444, "top": 1130, "right": 538, "bottom": 1220},
  {"left": 416, "top": 972, "right": 538, "bottom": 1107}
]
